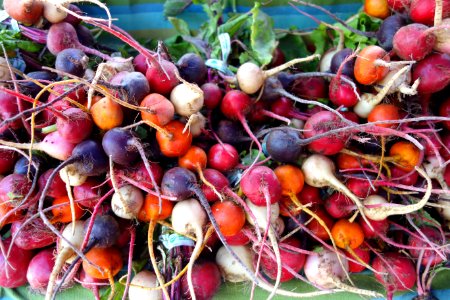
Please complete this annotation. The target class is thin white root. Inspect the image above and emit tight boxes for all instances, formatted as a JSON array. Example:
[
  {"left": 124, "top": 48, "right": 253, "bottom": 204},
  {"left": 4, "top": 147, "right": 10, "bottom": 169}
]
[
  {"left": 267, "top": 227, "right": 282, "bottom": 300},
  {"left": 264, "top": 54, "right": 321, "bottom": 77},
  {"left": 187, "top": 227, "right": 204, "bottom": 300},
  {"left": 331, "top": 277, "right": 384, "bottom": 298}
]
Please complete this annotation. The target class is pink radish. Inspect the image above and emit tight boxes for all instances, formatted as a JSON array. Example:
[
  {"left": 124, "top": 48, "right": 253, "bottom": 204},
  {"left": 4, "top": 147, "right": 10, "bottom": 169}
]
[
  {"left": 0, "top": 238, "right": 34, "bottom": 288},
  {"left": 26, "top": 248, "right": 55, "bottom": 293},
  {"left": 412, "top": 53, "right": 450, "bottom": 94}
]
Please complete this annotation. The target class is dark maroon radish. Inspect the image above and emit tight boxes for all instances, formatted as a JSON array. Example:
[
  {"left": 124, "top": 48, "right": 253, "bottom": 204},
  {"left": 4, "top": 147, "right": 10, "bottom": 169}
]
[
  {"left": 393, "top": 24, "right": 436, "bottom": 61},
  {"left": 0, "top": 173, "right": 34, "bottom": 207},
  {"left": 0, "top": 147, "right": 17, "bottom": 175},
  {"left": 410, "top": 0, "right": 450, "bottom": 26},
  {"left": 56, "top": 108, "right": 93, "bottom": 144},
  {"left": 27, "top": 248, "right": 55, "bottom": 292},
  {"left": 324, "top": 193, "right": 354, "bottom": 218},
  {"left": 439, "top": 97, "right": 450, "bottom": 129},
  {"left": 0, "top": 238, "right": 33, "bottom": 288},
  {"left": 3, "top": 0, "right": 43, "bottom": 25},
  {"left": 412, "top": 53, "right": 450, "bottom": 93},
  {"left": 180, "top": 261, "right": 222, "bottom": 300},
  {"left": 145, "top": 59, "right": 179, "bottom": 95},
  {"left": 391, "top": 166, "right": 419, "bottom": 185},
  {"left": 207, "top": 143, "right": 239, "bottom": 173},
  {"left": 11, "top": 217, "right": 57, "bottom": 250},
  {"left": 264, "top": 128, "right": 303, "bottom": 163},
  {"left": 55, "top": 48, "right": 89, "bottom": 77},
  {"left": 0, "top": 91, "right": 22, "bottom": 133},
  {"left": 63, "top": 4, "right": 82, "bottom": 25},
  {"left": 409, "top": 227, "right": 445, "bottom": 266},
  {"left": 260, "top": 237, "right": 305, "bottom": 282},
  {"left": 70, "top": 140, "right": 108, "bottom": 176},
  {"left": 201, "top": 83, "right": 223, "bottom": 110},
  {"left": 376, "top": 14, "right": 408, "bottom": 51},
  {"left": 290, "top": 77, "right": 328, "bottom": 100},
  {"left": 240, "top": 166, "right": 281, "bottom": 206},
  {"left": 177, "top": 53, "right": 207, "bottom": 85},
  {"left": 200, "top": 169, "right": 229, "bottom": 202},
  {"left": 303, "top": 111, "right": 349, "bottom": 155},
  {"left": 75, "top": 24, "right": 95, "bottom": 47},
  {"left": 373, "top": 252, "right": 416, "bottom": 299},
  {"left": 111, "top": 71, "right": 150, "bottom": 105},
  {"left": 102, "top": 128, "right": 139, "bottom": 167},
  {"left": 387, "top": 0, "right": 411, "bottom": 11},
  {"left": 19, "top": 71, "right": 58, "bottom": 97},
  {"left": 216, "top": 120, "right": 246, "bottom": 145},
  {"left": 133, "top": 53, "right": 148, "bottom": 74},
  {"left": 47, "top": 22, "right": 110, "bottom": 60},
  {"left": 330, "top": 48, "right": 356, "bottom": 78}
]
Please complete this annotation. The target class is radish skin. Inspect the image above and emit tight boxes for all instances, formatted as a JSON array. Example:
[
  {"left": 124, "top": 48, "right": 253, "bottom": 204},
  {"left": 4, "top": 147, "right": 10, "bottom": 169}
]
[
  {"left": 170, "top": 83, "right": 204, "bottom": 117},
  {"left": 128, "top": 270, "right": 162, "bottom": 300},
  {"left": 111, "top": 185, "right": 144, "bottom": 219}
]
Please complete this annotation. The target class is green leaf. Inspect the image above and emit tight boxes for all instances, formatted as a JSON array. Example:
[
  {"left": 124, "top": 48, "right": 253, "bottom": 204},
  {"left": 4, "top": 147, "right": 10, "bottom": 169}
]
[
  {"left": 249, "top": 2, "right": 276, "bottom": 66},
  {"left": 218, "top": 13, "right": 250, "bottom": 37},
  {"left": 100, "top": 281, "right": 125, "bottom": 300},
  {"left": 277, "top": 32, "right": 318, "bottom": 72},
  {"left": 168, "top": 17, "right": 191, "bottom": 36},
  {"left": 163, "top": 0, "right": 192, "bottom": 17},
  {"left": 308, "top": 24, "right": 329, "bottom": 55},
  {"left": 240, "top": 149, "right": 269, "bottom": 166}
]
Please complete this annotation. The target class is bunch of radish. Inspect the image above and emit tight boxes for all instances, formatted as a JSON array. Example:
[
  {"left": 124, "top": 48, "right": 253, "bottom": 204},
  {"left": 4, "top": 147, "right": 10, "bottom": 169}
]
[{"left": 0, "top": 0, "right": 449, "bottom": 299}]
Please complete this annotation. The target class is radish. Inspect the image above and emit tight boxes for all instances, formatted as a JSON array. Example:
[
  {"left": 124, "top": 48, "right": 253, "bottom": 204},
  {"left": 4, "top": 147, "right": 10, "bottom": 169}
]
[
  {"left": 216, "top": 245, "right": 254, "bottom": 283},
  {"left": 56, "top": 107, "right": 93, "bottom": 144},
  {"left": 363, "top": 167, "right": 431, "bottom": 220},
  {"left": 111, "top": 185, "right": 144, "bottom": 219},
  {"left": 240, "top": 166, "right": 282, "bottom": 206},
  {"left": 392, "top": 24, "right": 436, "bottom": 60},
  {"left": 236, "top": 54, "right": 320, "bottom": 94},
  {"left": 11, "top": 217, "right": 57, "bottom": 250},
  {"left": 47, "top": 22, "right": 111, "bottom": 60},
  {"left": 180, "top": 261, "right": 222, "bottom": 300},
  {"left": 264, "top": 128, "right": 303, "bottom": 163},
  {"left": 304, "top": 248, "right": 382, "bottom": 297},
  {"left": 410, "top": 0, "right": 450, "bottom": 26},
  {"left": 128, "top": 270, "right": 162, "bottom": 300},
  {"left": 171, "top": 198, "right": 207, "bottom": 300},
  {"left": 183, "top": 112, "right": 206, "bottom": 137},
  {"left": 207, "top": 143, "right": 239, "bottom": 173},
  {"left": 145, "top": 59, "right": 179, "bottom": 95},
  {"left": 55, "top": 48, "right": 89, "bottom": 77},
  {"left": 408, "top": 226, "right": 446, "bottom": 266},
  {"left": 301, "top": 154, "right": 373, "bottom": 229},
  {"left": 412, "top": 53, "right": 450, "bottom": 94},
  {"left": 45, "top": 221, "right": 85, "bottom": 300},
  {"left": 433, "top": 18, "right": 450, "bottom": 53},
  {"left": 3, "top": 0, "right": 43, "bottom": 25},
  {"left": 373, "top": 252, "right": 416, "bottom": 299},
  {"left": 0, "top": 238, "right": 34, "bottom": 288},
  {"left": 177, "top": 53, "right": 207, "bottom": 85},
  {"left": 27, "top": 248, "right": 55, "bottom": 293},
  {"left": 373, "top": 64, "right": 417, "bottom": 96},
  {"left": 170, "top": 82, "right": 204, "bottom": 117},
  {"left": 43, "top": 2, "right": 68, "bottom": 24}
]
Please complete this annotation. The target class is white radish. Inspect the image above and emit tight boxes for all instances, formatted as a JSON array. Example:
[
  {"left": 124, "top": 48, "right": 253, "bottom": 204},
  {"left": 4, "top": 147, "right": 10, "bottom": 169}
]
[
  {"left": 170, "top": 83, "right": 204, "bottom": 117},
  {"left": 216, "top": 245, "right": 254, "bottom": 283},
  {"left": 171, "top": 199, "right": 207, "bottom": 300},
  {"left": 363, "top": 167, "right": 432, "bottom": 220},
  {"left": 43, "top": 2, "right": 68, "bottom": 23},
  {"left": 353, "top": 66, "right": 415, "bottom": 118},
  {"left": 128, "top": 270, "right": 162, "bottom": 300},
  {"left": 45, "top": 221, "right": 84, "bottom": 300},
  {"left": 374, "top": 64, "right": 417, "bottom": 95},
  {"left": 304, "top": 248, "right": 383, "bottom": 297},
  {"left": 111, "top": 185, "right": 144, "bottom": 219},
  {"left": 236, "top": 54, "right": 320, "bottom": 94},
  {"left": 59, "top": 164, "right": 87, "bottom": 187},
  {"left": 183, "top": 112, "right": 206, "bottom": 137}
]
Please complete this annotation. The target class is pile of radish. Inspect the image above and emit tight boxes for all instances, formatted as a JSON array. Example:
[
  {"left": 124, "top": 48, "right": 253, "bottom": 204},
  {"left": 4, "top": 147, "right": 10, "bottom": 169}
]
[{"left": 0, "top": 0, "right": 450, "bottom": 299}]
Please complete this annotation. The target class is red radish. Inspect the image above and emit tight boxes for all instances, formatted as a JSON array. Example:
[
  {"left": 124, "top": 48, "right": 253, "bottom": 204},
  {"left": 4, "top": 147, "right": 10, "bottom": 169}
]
[
  {"left": 199, "top": 169, "right": 229, "bottom": 202},
  {"left": 145, "top": 59, "right": 179, "bottom": 95},
  {"left": 372, "top": 252, "right": 416, "bottom": 299},
  {"left": 73, "top": 178, "right": 101, "bottom": 209},
  {"left": 26, "top": 248, "right": 55, "bottom": 292},
  {"left": 391, "top": 166, "right": 419, "bottom": 185},
  {"left": 304, "top": 248, "right": 381, "bottom": 297},
  {"left": 240, "top": 166, "right": 282, "bottom": 206},
  {"left": 345, "top": 245, "right": 370, "bottom": 273},
  {"left": 128, "top": 270, "right": 162, "bottom": 300},
  {"left": 346, "top": 178, "right": 378, "bottom": 198},
  {"left": 180, "top": 261, "right": 222, "bottom": 300},
  {"left": 0, "top": 91, "right": 22, "bottom": 134},
  {"left": 11, "top": 217, "right": 57, "bottom": 250},
  {"left": 298, "top": 185, "right": 322, "bottom": 207},
  {"left": 303, "top": 111, "right": 350, "bottom": 155},
  {"left": 410, "top": 0, "right": 450, "bottom": 26},
  {"left": 412, "top": 53, "right": 450, "bottom": 94},
  {"left": 207, "top": 143, "right": 239, "bottom": 173},
  {"left": 392, "top": 24, "right": 436, "bottom": 60},
  {"left": 387, "top": 0, "right": 411, "bottom": 11},
  {"left": 56, "top": 108, "right": 93, "bottom": 144},
  {"left": 3, "top": 0, "right": 43, "bottom": 25},
  {"left": 212, "top": 200, "right": 246, "bottom": 236},
  {"left": 408, "top": 226, "right": 445, "bottom": 266},
  {"left": 224, "top": 229, "right": 250, "bottom": 246},
  {"left": 329, "top": 75, "right": 359, "bottom": 107},
  {"left": 359, "top": 217, "right": 389, "bottom": 239},
  {"left": 260, "top": 237, "right": 306, "bottom": 282},
  {"left": 0, "top": 238, "right": 33, "bottom": 288},
  {"left": 133, "top": 53, "right": 148, "bottom": 74},
  {"left": 47, "top": 22, "right": 111, "bottom": 60},
  {"left": 201, "top": 83, "right": 222, "bottom": 109},
  {"left": 0, "top": 173, "right": 34, "bottom": 207},
  {"left": 324, "top": 193, "right": 354, "bottom": 218},
  {"left": 38, "top": 168, "right": 67, "bottom": 198},
  {"left": 291, "top": 77, "right": 328, "bottom": 100},
  {"left": 171, "top": 199, "right": 207, "bottom": 300}
]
